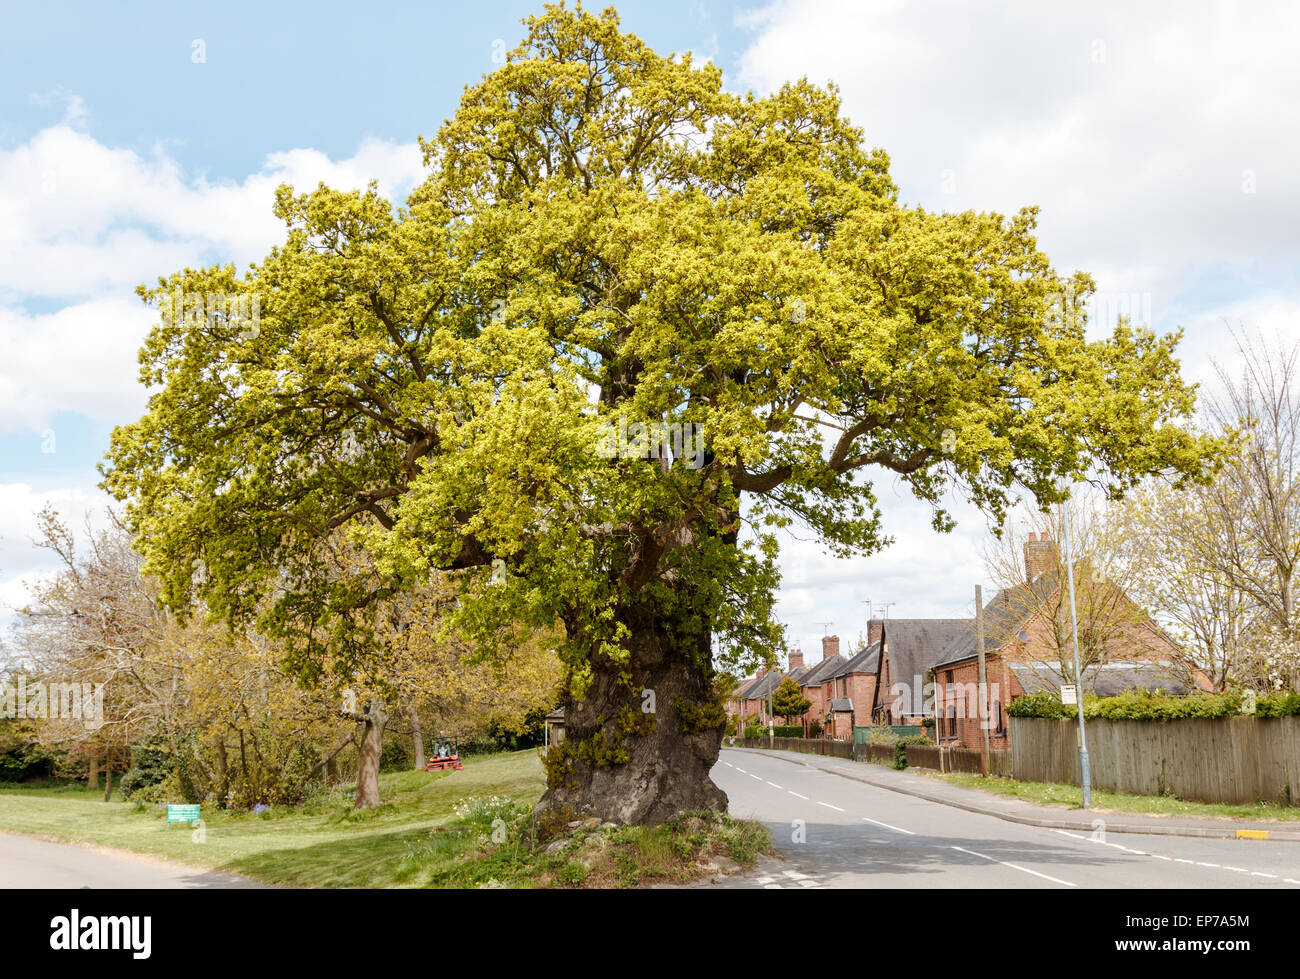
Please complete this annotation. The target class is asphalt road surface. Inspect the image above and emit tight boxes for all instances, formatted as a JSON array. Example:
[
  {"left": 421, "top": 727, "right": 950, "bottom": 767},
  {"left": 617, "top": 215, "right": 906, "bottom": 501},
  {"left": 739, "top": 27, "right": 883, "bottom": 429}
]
[
  {"left": 713, "top": 748, "right": 1300, "bottom": 889},
  {"left": 0, "top": 832, "right": 260, "bottom": 888}
]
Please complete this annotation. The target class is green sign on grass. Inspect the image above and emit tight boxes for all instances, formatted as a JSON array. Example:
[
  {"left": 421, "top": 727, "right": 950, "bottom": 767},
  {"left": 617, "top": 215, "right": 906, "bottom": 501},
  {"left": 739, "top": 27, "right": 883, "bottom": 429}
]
[{"left": 167, "top": 804, "right": 200, "bottom": 823}]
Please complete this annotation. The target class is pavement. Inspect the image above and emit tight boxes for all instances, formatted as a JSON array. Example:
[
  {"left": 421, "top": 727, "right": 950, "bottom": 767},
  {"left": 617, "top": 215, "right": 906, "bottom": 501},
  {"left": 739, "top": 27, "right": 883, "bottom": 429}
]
[
  {"left": 706, "top": 747, "right": 1300, "bottom": 888},
  {"left": 0, "top": 831, "right": 262, "bottom": 889}
]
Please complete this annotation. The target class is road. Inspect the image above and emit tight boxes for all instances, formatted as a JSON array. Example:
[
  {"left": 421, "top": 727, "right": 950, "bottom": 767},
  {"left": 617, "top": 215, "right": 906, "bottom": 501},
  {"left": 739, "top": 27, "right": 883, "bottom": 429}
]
[
  {"left": 0, "top": 832, "right": 261, "bottom": 888},
  {"left": 713, "top": 748, "right": 1300, "bottom": 889}
]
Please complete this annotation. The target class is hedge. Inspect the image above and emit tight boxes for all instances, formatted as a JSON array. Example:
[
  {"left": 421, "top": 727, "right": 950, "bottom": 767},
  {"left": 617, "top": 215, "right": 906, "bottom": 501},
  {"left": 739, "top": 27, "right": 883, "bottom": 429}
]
[
  {"left": 742, "top": 724, "right": 805, "bottom": 738},
  {"left": 1007, "top": 688, "right": 1300, "bottom": 721}
]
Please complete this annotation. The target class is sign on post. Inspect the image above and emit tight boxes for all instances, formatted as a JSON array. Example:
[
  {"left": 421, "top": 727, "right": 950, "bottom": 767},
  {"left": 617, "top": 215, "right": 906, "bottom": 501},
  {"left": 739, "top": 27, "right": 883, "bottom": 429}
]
[
  {"left": 167, "top": 804, "right": 200, "bottom": 824},
  {"left": 1060, "top": 684, "right": 1078, "bottom": 706}
]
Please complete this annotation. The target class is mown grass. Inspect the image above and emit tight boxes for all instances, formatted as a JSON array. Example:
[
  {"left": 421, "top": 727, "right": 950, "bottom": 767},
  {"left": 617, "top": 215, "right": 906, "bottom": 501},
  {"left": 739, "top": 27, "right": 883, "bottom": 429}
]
[
  {"left": 0, "top": 751, "right": 771, "bottom": 887},
  {"left": 926, "top": 771, "right": 1300, "bottom": 822}
]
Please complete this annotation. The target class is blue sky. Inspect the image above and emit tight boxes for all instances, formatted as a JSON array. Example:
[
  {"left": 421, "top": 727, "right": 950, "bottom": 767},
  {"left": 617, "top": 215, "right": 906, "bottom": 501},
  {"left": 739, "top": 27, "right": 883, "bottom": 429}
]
[{"left": 3, "top": 1, "right": 1299, "bottom": 663}]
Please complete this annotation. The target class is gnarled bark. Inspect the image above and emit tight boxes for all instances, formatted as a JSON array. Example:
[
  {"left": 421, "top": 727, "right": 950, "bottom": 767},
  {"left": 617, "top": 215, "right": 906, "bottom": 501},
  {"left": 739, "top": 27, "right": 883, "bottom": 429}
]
[{"left": 539, "top": 604, "right": 727, "bottom": 825}]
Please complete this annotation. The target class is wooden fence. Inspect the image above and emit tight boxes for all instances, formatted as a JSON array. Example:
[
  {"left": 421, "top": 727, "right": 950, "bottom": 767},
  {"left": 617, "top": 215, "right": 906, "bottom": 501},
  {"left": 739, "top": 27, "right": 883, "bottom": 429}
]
[
  {"left": 1010, "top": 716, "right": 1300, "bottom": 805},
  {"left": 901, "top": 744, "right": 1012, "bottom": 776},
  {"left": 740, "top": 736, "right": 853, "bottom": 759}
]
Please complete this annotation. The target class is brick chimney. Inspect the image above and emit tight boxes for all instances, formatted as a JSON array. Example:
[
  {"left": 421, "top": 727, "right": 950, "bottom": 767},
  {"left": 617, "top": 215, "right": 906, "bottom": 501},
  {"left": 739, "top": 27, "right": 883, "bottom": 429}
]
[
  {"left": 788, "top": 649, "right": 804, "bottom": 671},
  {"left": 867, "top": 618, "right": 884, "bottom": 646},
  {"left": 1024, "top": 532, "right": 1058, "bottom": 582},
  {"left": 821, "top": 634, "right": 841, "bottom": 659}
]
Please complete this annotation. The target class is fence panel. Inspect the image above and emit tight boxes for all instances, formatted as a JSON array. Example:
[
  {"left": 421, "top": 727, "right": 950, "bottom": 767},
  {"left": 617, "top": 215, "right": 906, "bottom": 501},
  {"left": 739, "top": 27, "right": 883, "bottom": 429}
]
[{"left": 1010, "top": 716, "right": 1300, "bottom": 805}]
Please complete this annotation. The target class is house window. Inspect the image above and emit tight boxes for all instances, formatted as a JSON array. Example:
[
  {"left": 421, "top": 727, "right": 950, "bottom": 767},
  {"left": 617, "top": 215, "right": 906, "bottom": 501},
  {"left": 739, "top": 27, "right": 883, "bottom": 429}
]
[
  {"left": 945, "top": 704, "right": 957, "bottom": 741},
  {"left": 993, "top": 699, "right": 1005, "bottom": 737}
]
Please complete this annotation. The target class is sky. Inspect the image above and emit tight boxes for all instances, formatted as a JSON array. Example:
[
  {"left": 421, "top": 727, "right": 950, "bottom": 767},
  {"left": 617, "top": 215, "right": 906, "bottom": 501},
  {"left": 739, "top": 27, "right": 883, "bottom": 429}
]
[{"left": 1, "top": 1, "right": 1297, "bottom": 665}]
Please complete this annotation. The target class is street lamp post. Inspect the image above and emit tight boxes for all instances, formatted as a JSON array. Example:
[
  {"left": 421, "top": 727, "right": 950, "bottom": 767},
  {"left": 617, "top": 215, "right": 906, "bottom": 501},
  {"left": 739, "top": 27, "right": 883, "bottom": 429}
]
[{"left": 1060, "top": 496, "right": 1092, "bottom": 809}]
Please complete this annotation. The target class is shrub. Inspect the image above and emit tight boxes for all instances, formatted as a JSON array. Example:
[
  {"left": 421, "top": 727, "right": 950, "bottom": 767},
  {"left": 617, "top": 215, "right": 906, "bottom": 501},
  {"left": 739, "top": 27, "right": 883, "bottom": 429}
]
[
  {"left": 892, "top": 734, "right": 930, "bottom": 769},
  {"left": 1004, "top": 687, "right": 1297, "bottom": 720},
  {"left": 1256, "top": 692, "right": 1300, "bottom": 718},
  {"left": 808, "top": 720, "right": 822, "bottom": 737},
  {"left": 1007, "top": 693, "right": 1073, "bottom": 719},
  {"left": 772, "top": 725, "right": 803, "bottom": 738},
  {"left": 119, "top": 738, "right": 176, "bottom": 800}
]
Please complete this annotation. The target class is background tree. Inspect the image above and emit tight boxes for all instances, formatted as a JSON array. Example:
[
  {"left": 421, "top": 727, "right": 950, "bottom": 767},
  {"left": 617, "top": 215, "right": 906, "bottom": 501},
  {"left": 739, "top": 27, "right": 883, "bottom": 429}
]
[
  {"left": 983, "top": 500, "right": 1167, "bottom": 692},
  {"left": 770, "top": 676, "right": 811, "bottom": 725},
  {"left": 1109, "top": 330, "right": 1300, "bottom": 692},
  {"left": 103, "top": 6, "right": 1216, "bottom": 824}
]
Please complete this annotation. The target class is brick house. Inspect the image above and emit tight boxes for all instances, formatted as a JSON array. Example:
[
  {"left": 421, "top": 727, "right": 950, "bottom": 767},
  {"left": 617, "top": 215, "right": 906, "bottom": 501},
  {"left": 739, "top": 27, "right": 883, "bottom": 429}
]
[
  {"left": 797, "top": 637, "right": 846, "bottom": 732},
  {"left": 734, "top": 652, "right": 811, "bottom": 727},
  {"left": 816, "top": 639, "right": 882, "bottom": 739},
  {"left": 930, "top": 533, "right": 1193, "bottom": 749},
  {"left": 870, "top": 618, "right": 972, "bottom": 725}
]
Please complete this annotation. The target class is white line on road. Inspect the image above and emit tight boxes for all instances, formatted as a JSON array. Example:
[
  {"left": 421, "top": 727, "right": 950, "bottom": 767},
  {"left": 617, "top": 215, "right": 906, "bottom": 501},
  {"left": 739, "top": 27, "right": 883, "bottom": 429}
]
[
  {"left": 766, "top": 782, "right": 783, "bottom": 789},
  {"left": 951, "top": 845, "right": 1077, "bottom": 887},
  {"left": 861, "top": 815, "right": 915, "bottom": 836},
  {"left": 1251, "top": 872, "right": 1277, "bottom": 878},
  {"left": 748, "top": 773, "right": 762, "bottom": 780},
  {"left": 816, "top": 801, "right": 844, "bottom": 812},
  {"left": 788, "top": 791, "right": 809, "bottom": 800}
]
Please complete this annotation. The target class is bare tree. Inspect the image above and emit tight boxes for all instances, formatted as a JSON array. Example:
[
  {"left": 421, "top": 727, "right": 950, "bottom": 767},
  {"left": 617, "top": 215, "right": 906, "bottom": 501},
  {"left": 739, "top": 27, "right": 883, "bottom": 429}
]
[
  {"left": 984, "top": 499, "right": 1164, "bottom": 692},
  {"left": 1119, "top": 329, "right": 1300, "bottom": 691}
]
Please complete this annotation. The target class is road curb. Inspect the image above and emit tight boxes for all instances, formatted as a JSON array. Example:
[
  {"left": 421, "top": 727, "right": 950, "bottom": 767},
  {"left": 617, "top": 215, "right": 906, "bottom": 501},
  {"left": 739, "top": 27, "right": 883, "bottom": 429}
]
[{"left": 727, "top": 747, "right": 1300, "bottom": 842}]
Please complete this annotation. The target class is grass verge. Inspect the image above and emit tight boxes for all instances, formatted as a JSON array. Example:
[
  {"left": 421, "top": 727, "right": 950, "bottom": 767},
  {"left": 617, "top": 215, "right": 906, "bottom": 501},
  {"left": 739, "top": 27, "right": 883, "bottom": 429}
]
[
  {"left": 0, "top": 750, "right": 771, "bottom": 887},
  {"left": 918, "top": 771, "right": 1300, "bottom": 823}
]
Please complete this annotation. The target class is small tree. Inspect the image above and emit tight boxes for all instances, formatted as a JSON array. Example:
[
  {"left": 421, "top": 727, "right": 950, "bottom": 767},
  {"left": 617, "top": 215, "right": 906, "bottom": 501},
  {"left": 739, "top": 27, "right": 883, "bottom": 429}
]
[{"left": 770, "top": 676, "right": 812, "bottom": 725}]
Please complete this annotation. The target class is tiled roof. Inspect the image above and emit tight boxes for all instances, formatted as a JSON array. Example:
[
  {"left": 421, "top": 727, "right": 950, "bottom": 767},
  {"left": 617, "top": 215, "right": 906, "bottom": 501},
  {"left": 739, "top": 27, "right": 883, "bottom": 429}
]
[
  {"left": 798, "top": 653, "right": 847, "bottom": 687},
  {"left": 881, "top": 619, "right": 973, "bottom": 691},
  {"left": 835, "top": 640, "right": 881, "bottom": 677},
  {"left": 1009, "top": 661, "right": 1193, "bottom": 697}
]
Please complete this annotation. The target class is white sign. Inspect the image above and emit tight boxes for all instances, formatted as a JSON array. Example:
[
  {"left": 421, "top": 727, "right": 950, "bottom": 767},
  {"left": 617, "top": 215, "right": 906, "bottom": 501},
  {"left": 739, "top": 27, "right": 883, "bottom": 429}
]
[{"left": 1060, "top": 684, "right": 1078, "bottom": 706}]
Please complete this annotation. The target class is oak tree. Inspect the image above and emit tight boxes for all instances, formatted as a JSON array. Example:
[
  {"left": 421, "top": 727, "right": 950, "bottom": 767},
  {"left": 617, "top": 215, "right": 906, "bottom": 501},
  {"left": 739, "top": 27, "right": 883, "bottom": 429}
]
[{"left": 104, "top": 5, "right": 1215, "bottom": 823}]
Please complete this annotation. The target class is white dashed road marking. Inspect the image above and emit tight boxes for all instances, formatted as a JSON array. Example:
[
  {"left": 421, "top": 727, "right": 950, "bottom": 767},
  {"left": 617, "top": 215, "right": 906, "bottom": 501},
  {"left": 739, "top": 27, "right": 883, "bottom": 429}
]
[
  {"left": 817, "top": 801, "right": 844, "bottom": 812},
  {"left": 952, "top": 845, "right": 1077, "bottom": 887},
  {"left": 862, "top": 815, "right": 915, "bottom": 836}
]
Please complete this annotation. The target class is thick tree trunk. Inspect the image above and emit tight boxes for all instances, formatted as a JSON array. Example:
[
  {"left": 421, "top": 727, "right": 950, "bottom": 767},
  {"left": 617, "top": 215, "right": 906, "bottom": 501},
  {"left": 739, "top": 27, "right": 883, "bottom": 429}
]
[
  {"left": 88, "top": 754, "right": 99, "bottom": 790},
  {"left": 409, "top": 701, "right": 425, "bottom": 771},
  {"left": 354, "top": 700, "right": 387, "bottom": 809},
  {"left": 539, "top": 604, "right": 727, "bottom": 825}
]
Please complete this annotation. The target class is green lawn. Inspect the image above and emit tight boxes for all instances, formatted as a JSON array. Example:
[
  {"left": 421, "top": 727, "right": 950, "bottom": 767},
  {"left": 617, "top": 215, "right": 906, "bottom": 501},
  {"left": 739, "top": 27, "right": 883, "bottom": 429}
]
[
  {"left": 926, "top": 771, "right": 1300, "bottom": 823},
  {"left": 0, "top": 750, "right": 770, "bottom": 887}
]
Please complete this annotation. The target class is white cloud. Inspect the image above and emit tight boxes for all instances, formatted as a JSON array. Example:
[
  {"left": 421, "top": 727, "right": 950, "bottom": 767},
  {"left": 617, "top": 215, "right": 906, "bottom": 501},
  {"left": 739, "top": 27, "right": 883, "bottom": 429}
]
[
  {"left": 734, "top": 0, "right": 1300, "bottom": 325},
  {"left": 0, "top": 123, "right": 425, "bottom": 433}
]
